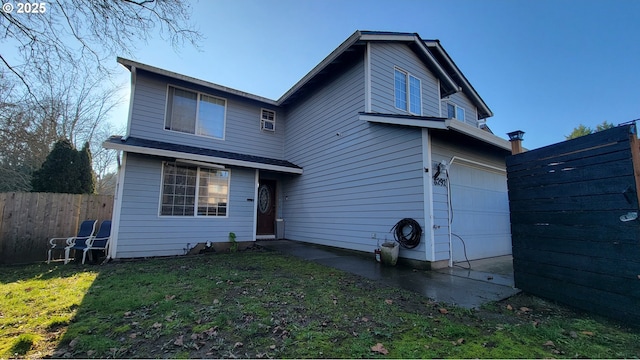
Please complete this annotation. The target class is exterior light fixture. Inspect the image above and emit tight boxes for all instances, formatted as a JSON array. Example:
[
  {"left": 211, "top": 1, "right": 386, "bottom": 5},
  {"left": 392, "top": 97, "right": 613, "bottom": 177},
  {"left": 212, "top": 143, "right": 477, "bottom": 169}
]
[
  {"left": 507, "top": 130, "right": 525, "bottom": 141},
  {"left": 506, "top": 130, "right": 525, "bottom": 155}
]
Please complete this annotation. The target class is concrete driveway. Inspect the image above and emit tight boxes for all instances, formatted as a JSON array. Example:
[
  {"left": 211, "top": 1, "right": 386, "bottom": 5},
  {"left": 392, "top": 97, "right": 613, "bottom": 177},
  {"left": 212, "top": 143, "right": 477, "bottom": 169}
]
[{"left": 258, "top": 240, "right": 520, "bottom": 309}]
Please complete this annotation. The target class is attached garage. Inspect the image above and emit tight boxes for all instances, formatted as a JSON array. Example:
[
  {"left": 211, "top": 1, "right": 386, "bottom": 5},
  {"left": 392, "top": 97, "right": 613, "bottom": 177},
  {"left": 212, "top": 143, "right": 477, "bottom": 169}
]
[
  {"left": 448, "top": 161, "right": 511, "bottom": 262},
  {"left": 430, "top": 129, "right": 512, "bottom": 266}
]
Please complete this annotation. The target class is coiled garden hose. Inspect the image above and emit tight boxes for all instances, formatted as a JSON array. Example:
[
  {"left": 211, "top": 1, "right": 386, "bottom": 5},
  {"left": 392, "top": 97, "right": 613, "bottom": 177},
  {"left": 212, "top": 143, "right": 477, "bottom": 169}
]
[{"left": 391, "top": 218, "right": 422, "bottom": 249}]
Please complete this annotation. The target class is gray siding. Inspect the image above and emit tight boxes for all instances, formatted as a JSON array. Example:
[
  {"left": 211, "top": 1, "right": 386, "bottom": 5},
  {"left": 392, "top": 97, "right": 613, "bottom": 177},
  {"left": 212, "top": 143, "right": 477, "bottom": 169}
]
[
  {"left": 282, "top": 57, "right": 427, "bottom": 261},
  {"left": 442, "top": 91, "right": 478, "bottom": 126},
  {"left": 129, "top": 71, "right": 285, "bottom": 159},
  {"left": 370, "top": 42, "right": 440, "bottom": 117},
  {"left": 115, "top": 153, "right": 256, "bottom": 258},
  {"left": 430, "top": 134, "right": 510, "bottom": 262}
]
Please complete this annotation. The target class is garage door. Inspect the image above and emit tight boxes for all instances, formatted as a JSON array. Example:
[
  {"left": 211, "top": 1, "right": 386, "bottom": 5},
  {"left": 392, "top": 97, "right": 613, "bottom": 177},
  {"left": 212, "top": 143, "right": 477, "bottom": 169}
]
[{"left": 448, "top": 162, "right": 511, "bottom": 262}]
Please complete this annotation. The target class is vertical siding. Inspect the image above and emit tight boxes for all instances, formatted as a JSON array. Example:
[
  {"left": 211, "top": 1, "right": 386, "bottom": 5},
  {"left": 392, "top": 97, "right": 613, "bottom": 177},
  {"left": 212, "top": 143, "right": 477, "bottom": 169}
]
[
  {"left": 370, "top": 43, "right": 440, "bottom": 117},
  {"left": 128, "top": 71, "right": 285, "bottom": 159},
  {"left": 431, "top": 133, "right": 510, "bottom": 262},
  {"left": 115, "top": 153, "right": 256, "bottom": 258},
  {"left": 282, "top": 57, "right": 427, "bottom": 261}
]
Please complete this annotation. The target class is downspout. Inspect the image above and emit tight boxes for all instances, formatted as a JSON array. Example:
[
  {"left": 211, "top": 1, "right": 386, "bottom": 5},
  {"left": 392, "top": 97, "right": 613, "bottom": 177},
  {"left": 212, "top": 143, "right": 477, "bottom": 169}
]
[{"left": 446, "top": 156, "right": 507, "bottom": 267}]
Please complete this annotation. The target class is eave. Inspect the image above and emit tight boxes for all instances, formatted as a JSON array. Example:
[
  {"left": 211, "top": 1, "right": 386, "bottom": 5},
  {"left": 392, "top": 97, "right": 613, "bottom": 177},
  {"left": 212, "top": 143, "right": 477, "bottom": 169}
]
[
  {"left": 117, "top": 57, "right": 278, "bottom": 106},
  {"left": 423, "top": 40, "right": 493, "bottom": 119},
  {"left": 103, "top": 136, "right": 303, "bottom": 174},
  {"left": 359, "top": 112, "right": 510, "bottom": 152}
]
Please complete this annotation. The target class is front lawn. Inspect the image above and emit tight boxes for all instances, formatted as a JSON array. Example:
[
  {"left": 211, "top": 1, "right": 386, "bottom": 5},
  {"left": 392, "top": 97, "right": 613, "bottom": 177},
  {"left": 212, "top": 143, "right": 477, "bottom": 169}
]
[{"left": 1, "top": 249, "right": 638, "bottom": 358}]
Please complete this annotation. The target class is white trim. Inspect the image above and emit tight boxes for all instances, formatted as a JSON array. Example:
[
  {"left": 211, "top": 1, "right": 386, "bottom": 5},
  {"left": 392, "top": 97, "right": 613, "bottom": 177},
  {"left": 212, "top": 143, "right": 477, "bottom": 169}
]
[
  {"left": 359, "top": 114, "right": 447, "bottom": 129},
  {"left": 447, "top": 120, "right": 511, "bottom": 151},
  {"left": 175, "top": 159, "right": 226, "bottom": 169},
  {"left": 449, "top": 156, "right": 506, "bottom": 174},
  {"left": 409, "top": 74, "right": 423, "bottom": 116},
  {"left": 437, "top": 79, "right": 442, "bottom": 117},
  {"left": 118, "top": 57, "right": 278, "bottom": 106},
  {"left": 278, "top": 30, "right": 362, "bottom": 103},
  {"left": 394, "top": 67, "right": 422, "bottom": 115},
  {"left": 422, "top": 129, "right": 435, "bottom": 262},
  {"left": 108, "top": 152, "right": 128, "bottom": 260},
  {"left": 413, "top": 38, "right": 460, "bottom": 94},
  {"left": 365, "top": 42, "right": 372, "bottom": 112},
  {"left": 252, "top": 170, "right": 259, "bottom": 241},
  {"left": 158, "top": 161, "right": 231, "bottom": 218},
  {"left": 393, "top": 67, "right": 408, "bottom": 112},
  {"left": 103, "top": 140, "right": 304, "bottom": 174},
  {"left": 260, "top": 108, "right": 276, "bottom": 132},
  {"left": 423, "top": 40, "right": 493, "bottom": 118},
  {"left": 360, "top": 33, "right": 416, "bottom": 42},
  {"left": 125, "top": 67, "right": 136, "bottom": 138},
  {"left": 360, "top": 114, "right": 511, "bottom": 151},
  {"left": 165, "top": 84, "right": 227, "bottom": 140},
  {"left": 256, "top": 235, "right": 276, "bottom": 240}
]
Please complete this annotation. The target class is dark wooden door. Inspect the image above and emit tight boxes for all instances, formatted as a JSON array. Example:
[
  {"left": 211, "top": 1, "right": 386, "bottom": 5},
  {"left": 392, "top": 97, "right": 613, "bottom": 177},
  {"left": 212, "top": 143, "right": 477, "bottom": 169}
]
[{"left": 256, "top": 179, "right": 276, "bottom": 235}]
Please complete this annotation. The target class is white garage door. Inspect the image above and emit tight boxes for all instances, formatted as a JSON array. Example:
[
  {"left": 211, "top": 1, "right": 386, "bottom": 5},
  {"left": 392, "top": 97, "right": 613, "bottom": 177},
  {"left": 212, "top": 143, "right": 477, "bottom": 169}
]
[{"left": 448, "top": 162, "right": 511, "bottom": 262}]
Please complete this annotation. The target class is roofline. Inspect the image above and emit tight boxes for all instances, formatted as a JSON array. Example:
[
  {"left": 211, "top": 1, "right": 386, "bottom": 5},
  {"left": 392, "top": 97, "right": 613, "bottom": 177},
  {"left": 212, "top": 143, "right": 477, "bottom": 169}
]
[
  {"left": 276, "top": 30, "right": 364, "bottom": 104},
  {"left": 103, "top": 139, "right": 303, "bottom": 174},
  {"left": 359, "top": 113, "right": 510, "bottom": 151},
  {"left": 359, "top": 113, "right": 448, "bottom": 129},
  {"left": 117, "top": 57, "right": 278, "bottom": 106},
  {"left": 447, "top": 120, "right": 510, "bottom": 151},
  {"left": 423, "top": 40, "right": 493, "bottom": 118},
  {"left": 277, "top": 30, "right": 461, "bottom": 105}
]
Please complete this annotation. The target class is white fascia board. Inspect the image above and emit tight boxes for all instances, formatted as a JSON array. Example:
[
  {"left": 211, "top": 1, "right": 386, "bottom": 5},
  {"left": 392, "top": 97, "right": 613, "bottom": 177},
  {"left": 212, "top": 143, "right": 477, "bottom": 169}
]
[
  {"left": 446, "top": 120, "right": 511, "bottom": 151},
  {"left": 413, "top": 39, "right": 460, "bottom": 94},
  {"left": 359, "top": 33, "right": 416, "bottom": 42},
  {"left": 103, "top": 141, "right": 303, "bottom": 174},
  {"left": 117, "top": 57, "right": 278, "bottom": 106},
  {"left": 277, "top": 31, "right": 363, "bottom": 104},
  {"left": 359, "top": 114, "right": 448, "bottom": 129},
  {"left": 423, "top": 41, "right": 493, "bottom": 118}
]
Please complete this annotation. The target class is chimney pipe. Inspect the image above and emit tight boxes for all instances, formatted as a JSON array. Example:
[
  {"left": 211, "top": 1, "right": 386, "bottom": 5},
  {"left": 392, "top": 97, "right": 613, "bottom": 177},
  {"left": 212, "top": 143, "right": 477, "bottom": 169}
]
[{"left": 507, "top": 130, "right": 525, "bottom": 155}]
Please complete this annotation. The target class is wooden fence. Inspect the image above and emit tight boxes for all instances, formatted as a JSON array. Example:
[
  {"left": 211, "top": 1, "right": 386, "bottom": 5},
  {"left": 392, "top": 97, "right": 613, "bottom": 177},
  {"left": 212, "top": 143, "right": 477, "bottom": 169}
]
[
  {"left": 506, "top": 125, "right": 640, "bottom": 324},
  {"left": 0, "top": 192, "right": 113, "bottom": 265}
]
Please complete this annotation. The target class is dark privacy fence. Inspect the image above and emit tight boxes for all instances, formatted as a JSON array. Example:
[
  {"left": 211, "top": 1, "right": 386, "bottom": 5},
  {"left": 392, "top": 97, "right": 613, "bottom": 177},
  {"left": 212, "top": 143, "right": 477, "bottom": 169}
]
[{"left": 507, "top": 125, "right": 640, "bottom": 324}]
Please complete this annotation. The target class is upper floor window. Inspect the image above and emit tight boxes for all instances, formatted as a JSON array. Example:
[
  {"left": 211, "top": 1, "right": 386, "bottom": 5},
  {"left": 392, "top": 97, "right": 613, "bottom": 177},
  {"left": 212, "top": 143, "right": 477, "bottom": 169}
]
[
  {"left": 165, "top": 86, "right": 226, "bottom": 139},
  {"left": 447, "top": 103, "right": 465, "bottom": 122},
  {"left": 261, "top": 109, "right": 276, "bottom": 132},
  {"left": 394, "top": 68, "right": 422, "bottom": 115},
  {"left": 160, "top": 162, "right": 229, "bottom": 217}
]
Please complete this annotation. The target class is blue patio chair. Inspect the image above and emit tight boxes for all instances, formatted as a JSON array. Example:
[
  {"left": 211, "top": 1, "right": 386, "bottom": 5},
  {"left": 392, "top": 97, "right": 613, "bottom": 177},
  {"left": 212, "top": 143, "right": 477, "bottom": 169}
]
[
  {"left": 47, "top": 219, "right": 97, "bottom": 264},
  {"left": 75, "top": 220, "right": 111, "bottom": 265},
  {"left": 62, "top": 220, "right": 100, "bottom": 264}
]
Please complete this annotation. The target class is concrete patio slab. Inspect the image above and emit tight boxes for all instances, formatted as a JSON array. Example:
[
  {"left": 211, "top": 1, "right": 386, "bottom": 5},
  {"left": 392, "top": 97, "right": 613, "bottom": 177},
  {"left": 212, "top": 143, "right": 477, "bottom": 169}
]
[{"left": 258, "top": 240, "right": 520, "bottom": 309}]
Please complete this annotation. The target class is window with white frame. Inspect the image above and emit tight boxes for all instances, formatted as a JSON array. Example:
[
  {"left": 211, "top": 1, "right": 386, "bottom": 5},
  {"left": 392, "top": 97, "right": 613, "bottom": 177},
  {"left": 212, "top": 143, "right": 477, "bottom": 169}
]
[
  {"left": 165, "top": 86, "right": 226, "bottom": 139},
  {"left": 447, "top": 103, "right": 465, "bottom": 122},
  {"left": 261, "top": 109, "right": 276, "bottom": 131},
  {"left": 160, "top": 162, "right": 229, "bottom": 217},
  {"left": 394, "top": 68, "right": 422, "bottom": 115}
]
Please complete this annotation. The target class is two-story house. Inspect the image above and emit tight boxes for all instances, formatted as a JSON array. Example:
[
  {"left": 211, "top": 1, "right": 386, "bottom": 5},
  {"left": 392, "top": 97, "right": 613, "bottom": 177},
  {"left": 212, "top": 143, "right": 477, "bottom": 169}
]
[{"left": 104, "top": 30, "right": 512, "bottom": 269}]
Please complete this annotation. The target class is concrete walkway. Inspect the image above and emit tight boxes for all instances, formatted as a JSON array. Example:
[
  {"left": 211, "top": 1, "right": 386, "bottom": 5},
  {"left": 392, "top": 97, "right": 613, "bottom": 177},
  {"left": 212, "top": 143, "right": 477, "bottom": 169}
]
[{"left": 257, "top": 240, "right": 520, "bottom": 309}]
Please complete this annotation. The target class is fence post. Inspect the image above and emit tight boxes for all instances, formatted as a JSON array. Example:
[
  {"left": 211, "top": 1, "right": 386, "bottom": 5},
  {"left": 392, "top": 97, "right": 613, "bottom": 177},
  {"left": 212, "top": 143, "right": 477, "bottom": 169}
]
[{"left": 629, "top": 129, "right": 640, "bottom": 209}]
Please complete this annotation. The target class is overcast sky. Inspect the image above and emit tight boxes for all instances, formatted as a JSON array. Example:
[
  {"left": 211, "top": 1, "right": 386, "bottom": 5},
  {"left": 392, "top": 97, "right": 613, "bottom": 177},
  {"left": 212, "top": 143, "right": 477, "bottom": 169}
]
[{"left": 110, "top": 0, "right": 640, "bottom": 150}]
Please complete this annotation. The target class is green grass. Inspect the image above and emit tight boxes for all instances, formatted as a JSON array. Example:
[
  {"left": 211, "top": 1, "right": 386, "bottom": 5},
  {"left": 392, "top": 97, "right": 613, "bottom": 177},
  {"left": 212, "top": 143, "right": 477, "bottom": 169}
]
[{"left": 1, "top": 250, "right": 638, "bottom": 358}]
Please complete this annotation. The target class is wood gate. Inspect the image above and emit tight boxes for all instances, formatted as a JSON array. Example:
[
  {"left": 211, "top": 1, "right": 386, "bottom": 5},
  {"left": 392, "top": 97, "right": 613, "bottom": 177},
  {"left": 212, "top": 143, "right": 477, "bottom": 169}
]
[{"left": 506, "top": 125, "right": 640, "bottom": 323}]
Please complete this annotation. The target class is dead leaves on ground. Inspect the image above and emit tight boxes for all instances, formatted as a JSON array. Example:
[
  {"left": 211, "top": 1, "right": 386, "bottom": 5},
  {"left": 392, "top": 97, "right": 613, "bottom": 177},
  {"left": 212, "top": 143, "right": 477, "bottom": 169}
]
[{"left": 371, "top": 342, "right": 389, "bottom": 355}]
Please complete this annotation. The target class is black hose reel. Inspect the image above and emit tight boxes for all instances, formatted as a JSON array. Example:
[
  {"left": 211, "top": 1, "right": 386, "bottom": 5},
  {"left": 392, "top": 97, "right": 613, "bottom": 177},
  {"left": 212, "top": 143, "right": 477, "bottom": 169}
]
[{"left": 391, "top": 218, "right": 422, "bottom": 249}]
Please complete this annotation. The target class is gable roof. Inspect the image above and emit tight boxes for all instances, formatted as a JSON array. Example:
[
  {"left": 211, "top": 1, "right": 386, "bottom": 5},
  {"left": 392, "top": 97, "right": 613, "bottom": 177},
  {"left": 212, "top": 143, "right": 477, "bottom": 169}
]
[
  {"left": 277, "top": 30, "right": 462, "bottom": 106},
  {"left": 118, "top": 30, "right": 491, "bottom": 118},
  {"left": 423, "top": 40, "right": 493, "bottom": 119}
]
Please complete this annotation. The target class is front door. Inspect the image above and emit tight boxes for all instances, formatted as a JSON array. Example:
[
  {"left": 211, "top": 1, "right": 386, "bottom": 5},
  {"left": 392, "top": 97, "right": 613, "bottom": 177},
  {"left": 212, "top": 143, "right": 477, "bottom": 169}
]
[{"left": 256, "top": 179, "right": 276, "bottom": 236}]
